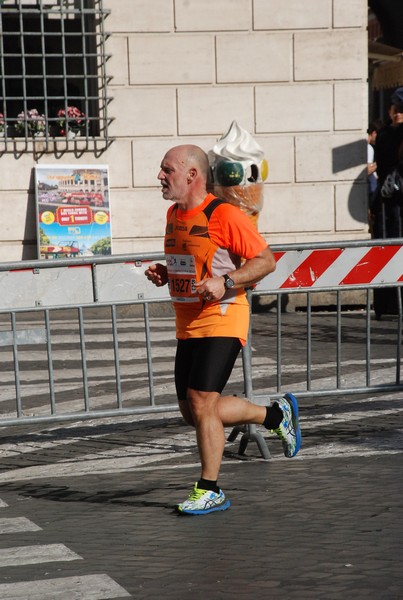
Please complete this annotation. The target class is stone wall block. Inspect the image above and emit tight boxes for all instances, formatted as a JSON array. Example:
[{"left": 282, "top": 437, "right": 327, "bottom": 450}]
[
  {"left": 216, "top": 33, "right": 292, "bottom": 83},
  {"left": 174, "top": 0, "right": 251, "bottom": 31},
  {"left": 177, "top": 86, "right": 254, "bottom": 135},
  {"left": 104, "top": 0, "right": 173, "bottom": 33},
  {"left": 259, "top": 136, "right": 295, "bottom": 183},
  {"left": 296, "top": 133, "right": 366, "bottom": 182},
  {"left": 335, "top": 182, "right": 368, "bottom": 231},
  {"left": 260, "top": 184, "right": 334, "bottom": 233},
  {"left": 109, "top": 87, "right": 176, "bottom": 137},
  {"left": 106, "top": 36, "right": 129, "bottom": 86},
  {"left": 295, "top": 30, "right": 368, "bottom": 81},
  {"left": 253, "top": 0, "right": 331, "bottom": 30},
  {"left": 334, "top": 81, "right": 368, "bottom": 131},
  {"left": 110, "top": 189, "right": 167, "bottom": 238},
  {"left": 256, "top": 84, "right": 333, "bottom": 133},
  {"left": 129, "top": 35, "right": 214, "bottom": 85},
  {"left": 333, "top": 0, "right": 367, "bottom": 28}
]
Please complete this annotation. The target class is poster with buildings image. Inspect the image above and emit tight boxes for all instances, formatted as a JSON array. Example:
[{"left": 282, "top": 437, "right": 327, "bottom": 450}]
[{"left": 35, "top": 165, "right": 111, "bottom": 259}]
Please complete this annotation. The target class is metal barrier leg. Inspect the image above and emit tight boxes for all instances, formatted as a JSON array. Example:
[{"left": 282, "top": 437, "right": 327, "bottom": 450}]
[
  {"left": 227, "top": 424, "right": 246, "bottom": 442},
  {"left": 238, "top": 425, "right": 271, "bottom": 459},
  {"left": 227, "top": 292, "right": 271, "bottom": 459},
  {"left": 227, "top": 424, "right": 271, "bottom": 459}
]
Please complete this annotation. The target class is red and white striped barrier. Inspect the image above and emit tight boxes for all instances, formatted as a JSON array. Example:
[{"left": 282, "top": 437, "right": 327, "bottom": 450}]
[{"left": 258, "top": 245, "right": 403, "bottom": 292}]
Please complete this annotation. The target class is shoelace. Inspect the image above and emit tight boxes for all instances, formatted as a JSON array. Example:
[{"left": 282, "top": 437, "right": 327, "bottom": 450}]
[
  {"left": 188, "top": 487, "right": 206, "bottom": 501},
  {"left": 273, "top": 425, "right": 286, "bottom": 441}
]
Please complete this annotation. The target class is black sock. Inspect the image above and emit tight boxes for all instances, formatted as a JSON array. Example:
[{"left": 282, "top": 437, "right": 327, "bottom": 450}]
[
  {"left": 263, "top": 403, "right": 283, "bottom": 430},
  {"left": 197, "top": 478, "right": 219, "bottom": 493}
]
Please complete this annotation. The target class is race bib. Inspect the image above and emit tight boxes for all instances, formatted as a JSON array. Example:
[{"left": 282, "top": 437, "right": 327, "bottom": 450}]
[{"left": 166, "top": 254, "right": 198, "bottom": 303}]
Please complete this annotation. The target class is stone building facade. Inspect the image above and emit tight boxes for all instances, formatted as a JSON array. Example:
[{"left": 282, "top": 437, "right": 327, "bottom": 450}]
[{"left": 0, "top": 0, "right": 369, "bottom": 262}]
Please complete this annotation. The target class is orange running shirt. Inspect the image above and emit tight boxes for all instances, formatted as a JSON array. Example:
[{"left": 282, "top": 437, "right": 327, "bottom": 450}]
[{"left": 164, "top": 194, "right": 267, "bottom": 342}]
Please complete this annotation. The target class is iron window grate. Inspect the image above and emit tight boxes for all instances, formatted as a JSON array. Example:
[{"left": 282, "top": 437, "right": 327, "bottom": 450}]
[{"left": 0, "top": 0, "right": 113, "bottom": 154}]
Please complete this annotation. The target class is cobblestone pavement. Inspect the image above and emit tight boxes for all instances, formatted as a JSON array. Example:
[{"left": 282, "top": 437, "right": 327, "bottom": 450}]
[{"left": 0, "top": 310, "right": 402, "bottom": 599}]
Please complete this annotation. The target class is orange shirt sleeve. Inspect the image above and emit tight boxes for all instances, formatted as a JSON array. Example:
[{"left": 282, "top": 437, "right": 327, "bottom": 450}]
[{"left": 207, "top": 202, "right": 267, "bottom": 259}]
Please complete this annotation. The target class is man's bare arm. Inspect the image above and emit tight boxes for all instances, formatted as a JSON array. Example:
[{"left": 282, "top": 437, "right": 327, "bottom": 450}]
[
  {"left": 194, "top": 246, "right": 276, "bottom": 300},
  {"left": 226, "top": 246, "right": 276, "bottom": 288}
]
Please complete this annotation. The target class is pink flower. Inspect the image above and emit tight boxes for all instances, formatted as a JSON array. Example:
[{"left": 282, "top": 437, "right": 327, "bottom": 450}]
[
  {"left": 15, "top": 109, "right": 46, "bottom": 134},
  {"left": 57, "top": 106, "right": 86, "bottom": 129}
]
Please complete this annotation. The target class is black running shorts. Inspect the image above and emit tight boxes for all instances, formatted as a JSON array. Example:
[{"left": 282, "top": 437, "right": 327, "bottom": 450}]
[{"left": 174, "top": 337, "right": 242, "bottom": 401}]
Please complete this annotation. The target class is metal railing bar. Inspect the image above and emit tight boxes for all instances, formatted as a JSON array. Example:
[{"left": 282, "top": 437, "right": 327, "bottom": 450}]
[
  {"left": 336, "top": 291, "right": 341, "bottom": 389},
  {"left": 366, "top": 289, "right": 371, "bottom": 388},
  {"left": 2, "top": 238, "right": 403, "bottom": 274},
  {"left": 0, "top": 297, "right": 171, "bottom": 317},
  {"left": 276, "top": 293, "right": 282, "bottom": 392},
  {"left": 11, "top": 311, "right": 22, "bottom": 418},
  {"left": 143, "top": 302, "right": 155, "bottom": 406},
  {"left": 306, "top": 293, "right": 312, "bottom": 391},
  {"left": 0, "top": 405, "right": 180, "bottom": 428},
  {"left": 395, "top": 288, "right": 402, "bottom": 385},
  {"left": 78, "top": 306, "right": 90, "bottom": 412},
  {"left": 91, "top": 262, "right": 99, "bottom": 303},
  {"left": 252, "top": 382, "right": 403, "bottom": 402},
  {"left": 0, "top": 252, "right": 165, "bottom": 272},
  {"left": 44, "top": 308, "right": 56, "bottom": 415},
  {"left": 111, "top": 304, "right": 123, "bottom": 410}
]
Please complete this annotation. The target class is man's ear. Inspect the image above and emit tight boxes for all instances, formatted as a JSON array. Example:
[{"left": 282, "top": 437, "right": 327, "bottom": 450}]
[{"left": 187, "top": 168, "right": 197, "bottom": 183}]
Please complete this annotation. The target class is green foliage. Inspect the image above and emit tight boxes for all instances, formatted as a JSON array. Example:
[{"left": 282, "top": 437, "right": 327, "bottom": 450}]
[
  {"left": 90, "top": 237, "right": 111, "bottom": 255},
  {"left": 39, "top": 227, "right": 50, "bottom": 245}
]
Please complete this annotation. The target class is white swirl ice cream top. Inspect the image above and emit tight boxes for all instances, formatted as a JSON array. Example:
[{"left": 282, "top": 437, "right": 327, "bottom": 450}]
[
  {"left": 211, "top": 120, "right": 264, "bottom": 163},
  {"left": 208, "top": 121, "right": 268, "bottom": 186}
]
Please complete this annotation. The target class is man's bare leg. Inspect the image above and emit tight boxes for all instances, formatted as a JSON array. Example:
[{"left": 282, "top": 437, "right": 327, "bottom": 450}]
[{"left": 187, "top": 389, "right": 266, "bottom": 481}]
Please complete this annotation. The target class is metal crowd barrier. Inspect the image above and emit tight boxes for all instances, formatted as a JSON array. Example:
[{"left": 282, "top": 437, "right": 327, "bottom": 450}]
[
  {"left": 0, "top": 240, "right": 401, "bottom": 433},
  {"left": 233, "top": 238, "right": 403, "bottom": 457}
]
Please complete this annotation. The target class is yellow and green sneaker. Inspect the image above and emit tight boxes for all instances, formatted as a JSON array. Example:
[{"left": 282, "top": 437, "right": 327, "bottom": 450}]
[{"left": 177, "top": 483, "right": 230, "bottom": 515}]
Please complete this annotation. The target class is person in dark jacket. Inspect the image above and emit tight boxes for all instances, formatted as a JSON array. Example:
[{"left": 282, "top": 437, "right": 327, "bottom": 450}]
[
  {"left": 371, "top": 88, "right": 403, "bottom": 239},
  {"left": 371, "top": 88, "right": 403, "bottom": 318}
]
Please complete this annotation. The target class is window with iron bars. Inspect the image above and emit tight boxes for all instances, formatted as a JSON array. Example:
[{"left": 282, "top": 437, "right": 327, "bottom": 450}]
[{"left": 0, "top": 0, "right": 113, "bottom": 153}]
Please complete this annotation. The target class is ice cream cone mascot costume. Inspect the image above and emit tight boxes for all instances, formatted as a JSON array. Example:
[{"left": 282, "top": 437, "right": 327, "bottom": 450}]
[{"left": 208, "top": 121, "right": 268, "bottom": 230}]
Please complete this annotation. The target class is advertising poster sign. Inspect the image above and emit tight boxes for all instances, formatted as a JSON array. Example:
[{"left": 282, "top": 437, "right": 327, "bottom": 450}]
[{"left": 35, "top": 164, "right": 111, "bottom": 259}]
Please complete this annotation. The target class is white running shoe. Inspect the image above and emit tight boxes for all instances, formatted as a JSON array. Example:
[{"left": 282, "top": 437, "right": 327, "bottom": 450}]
[
  {"left": 177, "top": 483, "right": 230, "bottom": 515},
  {"left": 272, "top": 393, "right": 302, "bottom": 458}
]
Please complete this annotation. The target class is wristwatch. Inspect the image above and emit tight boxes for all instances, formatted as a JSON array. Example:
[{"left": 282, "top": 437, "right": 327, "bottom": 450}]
[{"left": 223, "top": 274, "right": 235, "bottom": 289}]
